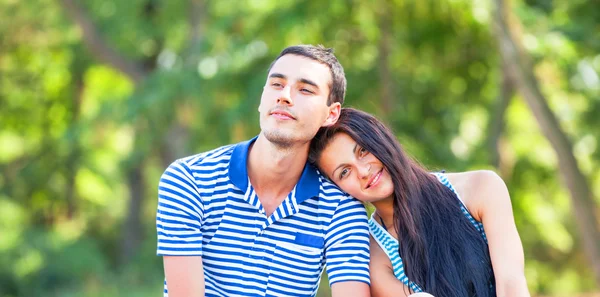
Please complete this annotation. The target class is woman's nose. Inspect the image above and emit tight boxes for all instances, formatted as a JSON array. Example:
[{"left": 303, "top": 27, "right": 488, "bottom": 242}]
[{"left": 358, "top": 163, "right": 372, "bottom": 179}]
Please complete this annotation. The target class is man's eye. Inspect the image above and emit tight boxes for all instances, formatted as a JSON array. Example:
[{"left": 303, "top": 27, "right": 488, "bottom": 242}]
[
  {"left": 300, "top": 88, "right": 314, "bottom": 94},
  {"left": 272, "top": 83, "right": 283, "bottom": 87}
]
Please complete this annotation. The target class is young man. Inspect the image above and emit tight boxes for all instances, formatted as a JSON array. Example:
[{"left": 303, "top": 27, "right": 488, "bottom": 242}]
[{"left": 157, "top": 45, "right": 370, "bottom": 297}]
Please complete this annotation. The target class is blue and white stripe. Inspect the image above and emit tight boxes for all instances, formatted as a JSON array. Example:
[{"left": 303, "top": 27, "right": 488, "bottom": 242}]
[{"left": 157, "top": 137, "right": 370, "bottom": 297}]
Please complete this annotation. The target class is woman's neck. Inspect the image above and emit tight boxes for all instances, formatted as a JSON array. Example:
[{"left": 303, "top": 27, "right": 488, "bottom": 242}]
[{"left": 372, "top": 197, "right": 395, "bottom": 233}]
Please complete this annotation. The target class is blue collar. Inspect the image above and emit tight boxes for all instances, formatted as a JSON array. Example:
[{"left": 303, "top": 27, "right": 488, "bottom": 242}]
[{"left": 228, "top": 136, "right": 321, "bottom": 204}]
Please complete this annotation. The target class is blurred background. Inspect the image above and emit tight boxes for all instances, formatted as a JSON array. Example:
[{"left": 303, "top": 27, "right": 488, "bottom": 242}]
[{"left": 1, "top": 0, "right": 599, "bottom": 296}]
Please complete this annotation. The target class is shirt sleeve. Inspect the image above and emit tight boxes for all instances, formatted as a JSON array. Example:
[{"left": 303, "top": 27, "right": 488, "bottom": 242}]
[
  {"left": 156, "top": 160, "right": 204, "bottom": 256},
  {"left": 325, "top": 195, "right": 371, "bottom": 286}
]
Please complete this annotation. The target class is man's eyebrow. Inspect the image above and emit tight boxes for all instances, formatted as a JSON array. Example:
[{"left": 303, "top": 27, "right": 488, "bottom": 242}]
[
  {"left": 299, "top": 78, "right": 319, "bottom": 89},
  {"left": 269, "top": 73, "right": 286, "bottom": 79},
  {"left": 269, "top": 74, "right": 320, "bottom": 90}
]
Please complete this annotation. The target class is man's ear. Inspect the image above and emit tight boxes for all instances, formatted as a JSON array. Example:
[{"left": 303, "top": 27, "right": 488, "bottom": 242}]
[{"left": 322, "top": 102, "right": 341, "bottom": 127}]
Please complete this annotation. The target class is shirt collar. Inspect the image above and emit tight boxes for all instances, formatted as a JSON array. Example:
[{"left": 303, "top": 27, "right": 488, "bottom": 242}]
[{"left": 229, "top": 136, "right": 321, "bottom": 204}]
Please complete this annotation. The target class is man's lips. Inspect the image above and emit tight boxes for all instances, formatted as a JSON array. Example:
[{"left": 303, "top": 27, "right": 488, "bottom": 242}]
[
  {"left": 270, "top": 110, "right": 295, "bottom": 120},
  {"left": 366, "top": 169, "right": 383, "bottom": 189}
]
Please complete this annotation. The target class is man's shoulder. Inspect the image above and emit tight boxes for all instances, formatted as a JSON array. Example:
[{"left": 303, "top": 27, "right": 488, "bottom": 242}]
[
  {"left": 315, "top": 170, "right": 347, "bottom": 197},
  {"left": 175, "top": 143, "right": 237, "bottom": 169},
  {"left": 160, "top": 143, "right": 237, "bottom": 188},
  {"left": 313, "top": 170, "right": 362, "bottom": 207}
]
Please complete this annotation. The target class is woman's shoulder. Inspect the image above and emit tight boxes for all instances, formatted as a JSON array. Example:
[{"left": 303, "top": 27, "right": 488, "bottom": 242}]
[
  {"left": 444, "top": 170, "right": 508, "bottom": 220},
  {"left": 370, "top": 236, "right": 393, "bottom": 268},
  {"left": 444, "top": 170, "right": 505, "bottom": 188}
]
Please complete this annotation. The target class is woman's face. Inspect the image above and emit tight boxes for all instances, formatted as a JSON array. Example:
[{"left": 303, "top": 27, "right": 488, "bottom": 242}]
[{"left": 317, "top": 133, "right": 394, "bottom": 203}]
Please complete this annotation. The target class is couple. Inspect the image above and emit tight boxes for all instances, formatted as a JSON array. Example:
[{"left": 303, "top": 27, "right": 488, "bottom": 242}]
[{"left": 156, "top": 45, "right": 529, "bottom": 297}]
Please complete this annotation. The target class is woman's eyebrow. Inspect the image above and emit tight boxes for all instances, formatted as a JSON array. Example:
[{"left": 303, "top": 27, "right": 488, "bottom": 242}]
[{"left": 331, "top": 143, "right": 358, "bottom": 178}]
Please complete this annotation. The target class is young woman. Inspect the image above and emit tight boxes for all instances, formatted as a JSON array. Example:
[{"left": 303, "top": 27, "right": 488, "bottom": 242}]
[{"left": 309, "top": 108, "right": 530, "bottom": 297}]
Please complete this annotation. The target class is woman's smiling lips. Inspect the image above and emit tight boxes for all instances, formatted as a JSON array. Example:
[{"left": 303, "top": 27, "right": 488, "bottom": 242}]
[{"left": 366, "top": 169, "right": 383, "bottom": 189}]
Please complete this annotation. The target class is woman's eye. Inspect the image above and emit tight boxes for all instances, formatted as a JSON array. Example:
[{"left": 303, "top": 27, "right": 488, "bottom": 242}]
[
  {"left": 339, "top": 168, "right": 350, "bottom": 179},
  {"left": 359, "top": 147, "right": 368, "bottom": 157},
  {"left": 272, "top": 83, "right": 282, "bottom": 87}
]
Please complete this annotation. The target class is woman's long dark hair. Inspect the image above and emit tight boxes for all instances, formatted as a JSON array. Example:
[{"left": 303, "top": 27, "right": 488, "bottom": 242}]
[{"left": 309, "top": 108, "right": 495, "bottom": 297}]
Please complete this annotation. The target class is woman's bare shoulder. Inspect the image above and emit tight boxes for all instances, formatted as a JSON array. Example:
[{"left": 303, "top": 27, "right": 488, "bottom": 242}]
[
  {"left": 445, "top": 170, "right": 504, "bottom": 189},
  {"left": 370, "top": 236, "right": 393, "bottom": 268},
  {"left": 444, "top": 170, "right": 507, "bottom": 220}
]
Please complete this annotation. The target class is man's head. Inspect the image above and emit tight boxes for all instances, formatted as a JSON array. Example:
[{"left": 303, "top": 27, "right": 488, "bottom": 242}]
[
  {"left": 268, "top": 45, "right": 346, "bottom": 106},
  {"left": 258, "top": 45, "right": 346, "bottom": 148}
]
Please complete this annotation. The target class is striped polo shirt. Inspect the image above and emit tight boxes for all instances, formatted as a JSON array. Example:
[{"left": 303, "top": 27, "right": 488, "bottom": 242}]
[{"left": 156, "top": 136, "right": 370, "bottom": 297}]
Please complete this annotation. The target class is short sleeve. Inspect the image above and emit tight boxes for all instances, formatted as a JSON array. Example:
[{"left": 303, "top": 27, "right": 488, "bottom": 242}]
[
  {"left": 325, "top": 196, "right": 371, "bottom": 285},
  {"left": 156, "top": 160, "right": 204, "bottom": 256}
]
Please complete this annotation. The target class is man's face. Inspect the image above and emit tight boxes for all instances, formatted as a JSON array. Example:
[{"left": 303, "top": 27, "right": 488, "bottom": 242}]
[{"left": 259, "top": 54, "right": 338, "bottom": 147}]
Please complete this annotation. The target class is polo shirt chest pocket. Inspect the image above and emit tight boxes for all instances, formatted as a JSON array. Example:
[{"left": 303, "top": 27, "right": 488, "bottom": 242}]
[{"left": 266, "top": 233, "right": 325, "bottom": 295}]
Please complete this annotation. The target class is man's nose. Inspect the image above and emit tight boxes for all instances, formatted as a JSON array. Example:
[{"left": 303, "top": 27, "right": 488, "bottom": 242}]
[{"left": 277, "top": 86, "right": 293, "bottom": 105}]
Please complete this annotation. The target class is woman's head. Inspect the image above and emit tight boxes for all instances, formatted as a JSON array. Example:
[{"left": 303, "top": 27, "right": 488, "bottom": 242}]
[
  {"left": 309, "top": 108, "right": 495, "bottom": 297},
  {"left": 309, "top": 108, "right": 399, "bottom": 203},
  {"left": 309, "top": 108, "right": 417, "bottom": 204},
  {"left": 310, "top": 107, "right": 421, "bottom": 238}
]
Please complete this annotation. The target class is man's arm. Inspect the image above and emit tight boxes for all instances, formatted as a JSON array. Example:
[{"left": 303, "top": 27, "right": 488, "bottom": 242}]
[
  {"left": 157, "top": 160, "right": 206, "bottom": 297},
  {"left": 325, "top": 195, "right": 371, "bottom": 297},
  {"left": 331, "top": 281, "right": 370, "bottom": 297},
  {"left": 164, "top": 256, "right": 205, "bottom": 297}
]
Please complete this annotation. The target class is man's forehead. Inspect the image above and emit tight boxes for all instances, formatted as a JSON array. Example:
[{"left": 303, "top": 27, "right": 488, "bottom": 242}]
[{"left": 269, "top": 54, "right": 331, "bottom": 86}]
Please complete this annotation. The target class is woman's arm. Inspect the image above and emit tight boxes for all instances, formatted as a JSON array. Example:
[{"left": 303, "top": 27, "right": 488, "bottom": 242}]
[
  {"left": 464, "top": 170, "right": 530, "bottom": 297},
  {"left": 370, "top": 240, "right": 417, "bottom": 297}
]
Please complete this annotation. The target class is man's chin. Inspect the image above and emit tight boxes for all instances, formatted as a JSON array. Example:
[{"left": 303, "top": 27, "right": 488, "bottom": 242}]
[{"left": 263, "top": 130, "right": 297, "bottom": 148}]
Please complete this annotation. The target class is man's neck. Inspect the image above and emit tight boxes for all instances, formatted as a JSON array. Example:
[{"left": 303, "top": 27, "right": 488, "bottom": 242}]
[{"left": 247, "top": 134, "right": 309, "bottom": 215}]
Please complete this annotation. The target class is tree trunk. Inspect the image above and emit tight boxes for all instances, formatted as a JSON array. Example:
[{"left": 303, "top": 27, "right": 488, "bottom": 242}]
[
  {"left": 59, "top": 0, "right": 149, "bottom": 265},
  {"left": 377, "top": 0, "right": 396, "bottom": 117},
  {"left": 493, "top": 0, "right": 600, "bottom": 285},
  {"left": 161, "top": 124, "right": 191, "bottom": 168},
  {"left": 120, "top": 165, "right": 145, "bottom": 266},
  {"left": 59, "top": 0, "right": 205, "bottom": 267},
  {"left": 487, "top": 62, "right": 513, "bottom": 169},
  {"left": 158, "top": 0, "right": 205, "bottom": 167},
  {"left": 65, "top": 75, "right": 84, "bottom": 219},
  {"left": 182, "top": 0, "right": 206, "bottom": 65}
]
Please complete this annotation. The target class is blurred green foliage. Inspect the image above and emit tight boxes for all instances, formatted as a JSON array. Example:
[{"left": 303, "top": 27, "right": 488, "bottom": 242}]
[{"left": 0, "top": 0, "right": 599, "bottom": 296}]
